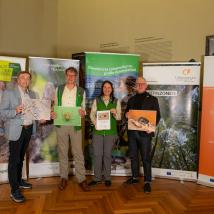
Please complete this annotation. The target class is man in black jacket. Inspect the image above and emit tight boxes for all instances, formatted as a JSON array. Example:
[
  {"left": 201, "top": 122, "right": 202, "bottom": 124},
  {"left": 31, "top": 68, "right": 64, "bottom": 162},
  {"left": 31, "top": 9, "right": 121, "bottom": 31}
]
[{"left": 125, "top": 77, "right": 161, "bottom": 193}]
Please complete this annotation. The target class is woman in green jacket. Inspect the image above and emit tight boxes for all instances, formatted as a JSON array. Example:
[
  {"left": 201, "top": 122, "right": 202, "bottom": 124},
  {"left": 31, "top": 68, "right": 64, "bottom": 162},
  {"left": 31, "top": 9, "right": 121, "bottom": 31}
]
[{"left": 88, "top": 80, "right": 121, "bottom": 187}]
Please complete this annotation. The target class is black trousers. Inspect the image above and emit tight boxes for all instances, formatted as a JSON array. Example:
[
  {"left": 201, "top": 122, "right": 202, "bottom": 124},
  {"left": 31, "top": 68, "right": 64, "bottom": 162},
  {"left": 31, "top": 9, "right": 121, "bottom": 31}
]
[
  {"left": 128, "top": 131, "right": 152, "bottom": 182},
  {"left": 8, "top": 125, "right": 32, "bottom": 192}
]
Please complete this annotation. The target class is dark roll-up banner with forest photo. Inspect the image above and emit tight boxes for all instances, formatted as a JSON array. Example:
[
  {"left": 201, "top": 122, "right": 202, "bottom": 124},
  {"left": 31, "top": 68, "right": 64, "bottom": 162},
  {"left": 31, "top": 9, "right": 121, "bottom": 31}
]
[{"left": 143, "top": 62, "right": 200, "bottom": 181}]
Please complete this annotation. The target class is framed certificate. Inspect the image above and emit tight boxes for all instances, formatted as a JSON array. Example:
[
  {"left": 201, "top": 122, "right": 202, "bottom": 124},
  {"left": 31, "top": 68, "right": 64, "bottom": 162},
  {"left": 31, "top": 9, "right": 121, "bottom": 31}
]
[
  {"left": 54, "top": 106, "right": 81, "bottom": 126},
  {"left": 96, "top": 110, "right": 110, "bottom": 130}
]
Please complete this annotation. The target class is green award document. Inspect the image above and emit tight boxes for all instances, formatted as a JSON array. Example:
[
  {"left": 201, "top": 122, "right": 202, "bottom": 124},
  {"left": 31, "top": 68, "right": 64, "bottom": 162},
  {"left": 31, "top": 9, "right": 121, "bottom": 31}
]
[{"left": 54, "top": 106, "right": 81, "bottom": 126}]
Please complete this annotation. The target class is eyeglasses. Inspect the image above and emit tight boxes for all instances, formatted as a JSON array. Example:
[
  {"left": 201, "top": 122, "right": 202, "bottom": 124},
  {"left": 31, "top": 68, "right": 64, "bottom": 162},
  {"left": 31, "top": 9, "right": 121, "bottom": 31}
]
[
  {"left": 66, "top": 74, "right": 76, "bottom": 77},
  {"left": 136, "top": 83, "right": 146, "bottom": 86}
]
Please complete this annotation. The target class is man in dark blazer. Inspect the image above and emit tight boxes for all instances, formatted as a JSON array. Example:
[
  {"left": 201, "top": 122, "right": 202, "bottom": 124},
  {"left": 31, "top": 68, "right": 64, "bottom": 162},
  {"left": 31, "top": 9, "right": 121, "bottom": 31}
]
[
  {"left": 0, "top": 71, "right": 36, "bottom": 203},
  {"left": 125, "top": 77, "right": 161, "bottom": 193}
]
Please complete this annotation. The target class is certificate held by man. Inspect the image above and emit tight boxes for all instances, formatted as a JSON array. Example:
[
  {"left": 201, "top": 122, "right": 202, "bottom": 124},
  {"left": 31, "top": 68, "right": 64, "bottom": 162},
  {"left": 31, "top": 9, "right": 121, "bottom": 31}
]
[
  {"left": 128, "top": 110, "right": 157, "bottom": 133},
  {"left": 54, "top": 106, "right": 81, "bottom": 126},
  {"left": 22, "top": 98, "right": 51, "bottom": 120},
  {"left": 96, "top": 110, "right": 111, "bottom": 130}
]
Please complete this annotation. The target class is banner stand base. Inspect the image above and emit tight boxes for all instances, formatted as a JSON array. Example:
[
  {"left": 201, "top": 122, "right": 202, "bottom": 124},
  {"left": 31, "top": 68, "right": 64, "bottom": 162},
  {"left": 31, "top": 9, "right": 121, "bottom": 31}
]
[{"left": 197, "top": 181, "right": 214, "bottom": 188}]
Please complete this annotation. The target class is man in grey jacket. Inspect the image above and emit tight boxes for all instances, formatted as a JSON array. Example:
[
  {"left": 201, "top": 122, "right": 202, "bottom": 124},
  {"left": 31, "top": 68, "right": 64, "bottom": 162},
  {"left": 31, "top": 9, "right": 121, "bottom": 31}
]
[{"left": 0, "top": 71, "right": 36, "bottom": 203}]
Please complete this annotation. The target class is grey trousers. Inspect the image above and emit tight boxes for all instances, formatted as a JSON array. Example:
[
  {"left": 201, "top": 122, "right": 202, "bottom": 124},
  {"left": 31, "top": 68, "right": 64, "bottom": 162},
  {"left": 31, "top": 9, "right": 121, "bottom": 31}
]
[
  {"left": 55, "top": 126, "right": 86, "bottom": 183},
  {"left": 92, "top": 134, "right": 116, "bottom": 181}
]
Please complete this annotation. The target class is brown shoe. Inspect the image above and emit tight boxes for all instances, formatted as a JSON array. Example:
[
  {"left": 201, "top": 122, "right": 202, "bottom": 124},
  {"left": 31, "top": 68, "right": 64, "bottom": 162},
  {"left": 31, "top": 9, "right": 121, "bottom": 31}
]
[
  {"left": 58, "top": 178, "right": 67, "bottom": 190},
  {"left": 79, "top": 180, "right": 90, "bottom": 192}
]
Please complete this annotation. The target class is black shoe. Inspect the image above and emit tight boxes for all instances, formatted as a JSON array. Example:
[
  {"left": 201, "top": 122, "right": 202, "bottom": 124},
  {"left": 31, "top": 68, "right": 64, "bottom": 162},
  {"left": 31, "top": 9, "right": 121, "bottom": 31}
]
[
  {"left": 88, "top": 180, "right": 101, "bottom": 186},
  {"left": 10, "top": 189, "right": 25, "bottom": 203},
  {"left": 79, "top": 180, "right": 90, "bottom": 192},
  {"left": 19, "top": 179, "right": 32, "bottom": 189},
  {"left": 105, "top": 180, "right": 111, "bottom": 187},
  {"left": 144, "top": 183, "right": 151, "bottom": 193},
  {"left": 124, "top": 177, "right": 139, "bottom": 184}
]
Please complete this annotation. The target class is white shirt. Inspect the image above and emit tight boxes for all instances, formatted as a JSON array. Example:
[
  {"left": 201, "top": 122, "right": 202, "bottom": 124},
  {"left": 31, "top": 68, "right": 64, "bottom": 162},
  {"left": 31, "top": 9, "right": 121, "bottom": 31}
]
[{"left": 55, "top": 85, "right": 86, "bottom": 108}]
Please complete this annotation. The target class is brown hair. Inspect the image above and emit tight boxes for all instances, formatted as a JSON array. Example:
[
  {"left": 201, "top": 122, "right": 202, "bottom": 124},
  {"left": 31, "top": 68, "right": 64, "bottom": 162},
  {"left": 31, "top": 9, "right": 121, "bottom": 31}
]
[
  {"left": 17, "top": 71, "right": 32, "bottom": 79},
  {"left": 65, "top": 67, "right": 78, "bottom": 75}
]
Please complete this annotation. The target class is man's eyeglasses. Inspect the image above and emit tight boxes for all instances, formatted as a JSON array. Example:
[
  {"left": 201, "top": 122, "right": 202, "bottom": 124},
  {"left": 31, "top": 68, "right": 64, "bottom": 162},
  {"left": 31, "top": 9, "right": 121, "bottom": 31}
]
[
  {"left": 67, "top": 74, "right": 76, "bottom": 77},
  {"left": 136, "top": 83, "right": 146, "bottom": 86}
]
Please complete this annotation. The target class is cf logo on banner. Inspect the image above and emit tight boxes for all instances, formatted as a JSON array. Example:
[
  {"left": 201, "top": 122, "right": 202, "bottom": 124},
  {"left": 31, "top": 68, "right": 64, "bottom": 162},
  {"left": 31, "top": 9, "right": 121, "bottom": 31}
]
[{"left": 182, "top": 69, "right": 191, "bottom": 75}]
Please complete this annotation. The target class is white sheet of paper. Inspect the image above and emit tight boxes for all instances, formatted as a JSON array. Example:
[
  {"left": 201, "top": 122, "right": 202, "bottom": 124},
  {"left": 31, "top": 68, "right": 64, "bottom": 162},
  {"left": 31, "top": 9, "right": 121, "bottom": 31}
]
[
  {"left": 23, "top": 98, "right": 51, "bottom": 120},
  {"left": 96, "top": 110, "right": 111, "bottom": 130}
]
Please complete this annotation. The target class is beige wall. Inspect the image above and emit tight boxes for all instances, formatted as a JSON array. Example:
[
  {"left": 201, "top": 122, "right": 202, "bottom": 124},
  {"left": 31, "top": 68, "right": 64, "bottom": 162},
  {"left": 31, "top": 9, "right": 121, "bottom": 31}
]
[
  {"left": 0, "top": 0, "right": 213, "bottom": 61},
  {"left": 0, "top": 0, "right": 58, "bottom": 57},
  {"left": 57, "top": 0, "right": 214, "bottom": 62}
]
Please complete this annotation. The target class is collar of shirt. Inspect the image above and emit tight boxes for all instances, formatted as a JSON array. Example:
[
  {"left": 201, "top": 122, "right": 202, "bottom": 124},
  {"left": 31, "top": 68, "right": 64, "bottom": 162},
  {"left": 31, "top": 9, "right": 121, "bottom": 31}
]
[
  {"left": 64, "top": 85, "right": 77, "bottom": 92},
  {"left": 18, "top": 85, "right": 29, "bottom": 98}
]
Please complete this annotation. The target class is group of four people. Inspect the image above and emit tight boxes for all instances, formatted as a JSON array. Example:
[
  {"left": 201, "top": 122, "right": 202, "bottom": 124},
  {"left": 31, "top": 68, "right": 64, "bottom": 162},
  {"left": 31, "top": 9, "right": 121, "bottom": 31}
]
[{"left": 0, "top": 67, "right": 160, "bottom": 203}]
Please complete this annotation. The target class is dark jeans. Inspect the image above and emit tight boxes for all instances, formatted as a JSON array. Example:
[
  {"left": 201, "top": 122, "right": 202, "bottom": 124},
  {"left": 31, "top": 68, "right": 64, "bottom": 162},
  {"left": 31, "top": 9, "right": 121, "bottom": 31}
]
[
  {"left": 8, "top": 125, "right": 32, "bottom": 192},
  {"left": 128, "top": 131, "right": 152, "bottom": 182}
]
